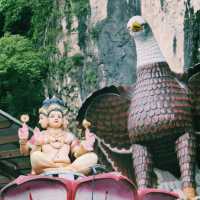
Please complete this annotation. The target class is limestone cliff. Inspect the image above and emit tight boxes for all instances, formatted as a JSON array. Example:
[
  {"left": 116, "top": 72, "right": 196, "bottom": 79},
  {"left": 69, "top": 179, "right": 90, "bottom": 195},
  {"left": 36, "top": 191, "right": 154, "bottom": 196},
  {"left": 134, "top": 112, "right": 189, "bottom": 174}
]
[
  {"left": 50, "top": 0, "right": 200, "bottom": 98},
  {"left": 47, "top": 0, "right": 137, "bottom": 131},
  {"left": 45, "top": 0, "right": 200, "bottom": 132},
  {"left": 141, "top": 0, "right": 200, "bottom": 72}
]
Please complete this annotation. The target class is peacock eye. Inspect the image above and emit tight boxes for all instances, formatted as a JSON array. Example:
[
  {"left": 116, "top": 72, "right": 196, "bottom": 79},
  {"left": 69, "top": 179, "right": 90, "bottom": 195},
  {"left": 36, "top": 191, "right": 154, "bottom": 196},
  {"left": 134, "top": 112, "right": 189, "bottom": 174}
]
[{"left": 143, "top": 24, "right": 149, "bottom": 29}]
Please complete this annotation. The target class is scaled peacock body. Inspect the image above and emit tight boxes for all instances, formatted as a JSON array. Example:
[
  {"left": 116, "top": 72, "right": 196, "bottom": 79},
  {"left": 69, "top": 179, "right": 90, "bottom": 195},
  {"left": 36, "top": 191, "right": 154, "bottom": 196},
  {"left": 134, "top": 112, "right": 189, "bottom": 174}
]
[{"left": 78, "top": 16, "right": 200, "bottom": 200}]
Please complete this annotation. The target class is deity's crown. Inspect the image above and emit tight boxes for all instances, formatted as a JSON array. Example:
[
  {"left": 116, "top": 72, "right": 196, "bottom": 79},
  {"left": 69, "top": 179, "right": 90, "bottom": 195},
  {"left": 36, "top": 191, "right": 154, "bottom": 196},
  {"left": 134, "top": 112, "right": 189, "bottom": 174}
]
[
  {"left": 39, "top": 106, "right": 48, "bottom": 116},
  {"left": 42, "top": 96, "right": 65, "bottom": 107},
  {"left": 40, "top": 96, "right": 66, "bottom": 116}
]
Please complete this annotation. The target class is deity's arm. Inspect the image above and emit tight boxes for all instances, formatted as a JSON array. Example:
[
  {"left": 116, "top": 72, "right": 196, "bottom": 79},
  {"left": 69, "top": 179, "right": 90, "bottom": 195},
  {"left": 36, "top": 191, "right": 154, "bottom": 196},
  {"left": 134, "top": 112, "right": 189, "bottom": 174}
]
[
  {"left": 71, "top": 140, "right": 88, "bottom": 158},
  {"left": 18, "top": 126, "right": 45, "bottom": 156},
  {"left": 18, "top": 123, "right": 30, "bottom": 156},
  {"left": 19, "top": 139, "right": 30, "bottom": 156},
  {"left": 70, "top": 129, "right": 95, "bottom": 158},
  {"left": 27, "top": 134, "right": 43, "bottom": 154},
  {"left": 32, "top": 128, "right": 46, "bottom": 146},
  {"left": 19, "top": 134, "right": 39, "bottom": 156},
  {"left": 67, "top": 133, "right": 84, "bottom": 158}
]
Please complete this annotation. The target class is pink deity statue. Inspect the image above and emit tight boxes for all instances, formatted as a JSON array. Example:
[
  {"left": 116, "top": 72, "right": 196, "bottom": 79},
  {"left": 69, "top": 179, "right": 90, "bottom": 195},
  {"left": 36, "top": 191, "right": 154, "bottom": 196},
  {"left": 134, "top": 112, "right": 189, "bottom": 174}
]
[{"left": 18, "top": 98, "right": 98, "bottom": 175}]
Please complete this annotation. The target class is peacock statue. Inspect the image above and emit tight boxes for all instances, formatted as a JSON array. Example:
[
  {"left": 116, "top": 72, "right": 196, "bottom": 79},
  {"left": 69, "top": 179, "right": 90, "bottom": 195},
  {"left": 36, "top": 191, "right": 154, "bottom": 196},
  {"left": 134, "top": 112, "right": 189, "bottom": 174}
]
[{"left": 77, "top": 16, "right": 200, "bottom": 200}]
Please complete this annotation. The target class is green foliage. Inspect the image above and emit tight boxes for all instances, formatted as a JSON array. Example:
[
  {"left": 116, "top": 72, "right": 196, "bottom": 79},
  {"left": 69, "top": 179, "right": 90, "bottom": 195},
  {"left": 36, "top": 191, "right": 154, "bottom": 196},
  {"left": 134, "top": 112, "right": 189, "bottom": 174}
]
[
  {"left": 71, "top": 53, "right": 84, "bottom": 66},
  {"left": 0, "top": 0, "right": 32, "bottom": 35},
  {"left": 0, "top": 0, "right": 90, "bottom": 49},
  {"left": 0, "top": 34, "right": 44, "bottom": 76},
  {"left": 90, "top": 25, "right": 101, "bottom": 40},
  {"left": 56, "top": 57, "right": 74, "bottom": 73},
  {"left": 71, "top": 0, "right": 89, "bottom": 17},
  {"left": 70, "top": 0, "right": 90, "bottom": 49},
  {"left": 85, "top": 67, "right": 97, "bottom": 85},
  {"left": 51, "top": 53, "right": 84, "bottom": 76},
  {"left": 0, "top": 0, "right": 92, "bottom": 124},
  {"left": 184, "top": 7, "right": 200, "bottom": 67},
  {"left": 160, "top": 0, "right": 165, "bottom": 10},
  {"left": 0, "top": 34, "right": 48, "bottom": 125},
  {"left": 0, "top": 0, "right": 57, "bottom": 45},
  {"left": 30, "top": 0, "right": 58, "bottom": 46}
]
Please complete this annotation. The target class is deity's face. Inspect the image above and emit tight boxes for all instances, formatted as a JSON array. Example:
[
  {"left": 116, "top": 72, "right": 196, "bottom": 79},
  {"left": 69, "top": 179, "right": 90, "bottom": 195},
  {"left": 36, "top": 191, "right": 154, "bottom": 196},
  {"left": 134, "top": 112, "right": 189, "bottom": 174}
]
[
  {"left": 48, "top": 110, "right": 63, "bottom": 128},
  {"left": 39, "top": 114, "right": 48, "bottom": 129}
]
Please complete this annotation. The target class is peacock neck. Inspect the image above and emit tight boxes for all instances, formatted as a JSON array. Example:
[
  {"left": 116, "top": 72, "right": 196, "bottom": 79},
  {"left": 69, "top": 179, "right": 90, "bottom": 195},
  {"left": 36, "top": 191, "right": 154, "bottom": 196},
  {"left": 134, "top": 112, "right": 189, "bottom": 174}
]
[
  {"left": 136, "top": 62, "right": 173, "bottom": 82},
  {"left": 135, "top": 35, "right": 166, "bottom": 68}
]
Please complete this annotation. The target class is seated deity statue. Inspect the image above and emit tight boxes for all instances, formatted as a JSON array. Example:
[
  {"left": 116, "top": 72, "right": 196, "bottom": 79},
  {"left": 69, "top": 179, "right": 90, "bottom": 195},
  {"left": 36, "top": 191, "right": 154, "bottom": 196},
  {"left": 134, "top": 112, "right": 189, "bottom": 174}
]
[{"left": 18, "top": 97, "right": 98, "bottom": 175}]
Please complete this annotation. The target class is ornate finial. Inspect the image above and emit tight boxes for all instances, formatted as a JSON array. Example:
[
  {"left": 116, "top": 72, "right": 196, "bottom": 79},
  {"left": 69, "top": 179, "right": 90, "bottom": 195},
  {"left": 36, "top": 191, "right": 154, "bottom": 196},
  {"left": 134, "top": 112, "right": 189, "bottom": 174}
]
[
  {"left": 82, "top": 119, "right": 91, "bottom": 129},
  {"left": 20, "top": 114, "right": 30, "bottom": 123}
]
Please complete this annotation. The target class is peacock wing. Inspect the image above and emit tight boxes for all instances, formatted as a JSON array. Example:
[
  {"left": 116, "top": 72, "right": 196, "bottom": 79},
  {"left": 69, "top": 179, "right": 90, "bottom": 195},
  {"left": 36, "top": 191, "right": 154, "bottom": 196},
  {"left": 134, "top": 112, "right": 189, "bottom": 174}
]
[
  {"left": 94, "top": 141, "right": 135, "bottom": 181},
  {"left": 77, "top": 85, "right": 135, "bottom": 179},
  {"left": 77, "top": 85, "right": 134, "bottom": 150}
]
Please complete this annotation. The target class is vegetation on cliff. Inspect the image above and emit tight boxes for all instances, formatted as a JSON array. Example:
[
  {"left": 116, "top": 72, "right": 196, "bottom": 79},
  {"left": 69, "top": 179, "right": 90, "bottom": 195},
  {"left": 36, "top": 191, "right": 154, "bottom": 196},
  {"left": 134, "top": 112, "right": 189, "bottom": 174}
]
[
  {"left": 0, "top": 0, "right": 55, "bottom": 122},
  {"left": 0, "top": 34, "right": 48, "bottom": 125},
  {"left": 0, "top": 0, "right": 91, "bottom": 124}
]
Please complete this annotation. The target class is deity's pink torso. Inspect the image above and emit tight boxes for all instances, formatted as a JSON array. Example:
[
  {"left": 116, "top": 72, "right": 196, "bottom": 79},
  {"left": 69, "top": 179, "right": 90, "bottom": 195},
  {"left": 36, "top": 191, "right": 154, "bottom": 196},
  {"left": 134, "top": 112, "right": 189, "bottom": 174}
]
[{"left": 41, "top": 131, "right": 75, "bottom": 164}]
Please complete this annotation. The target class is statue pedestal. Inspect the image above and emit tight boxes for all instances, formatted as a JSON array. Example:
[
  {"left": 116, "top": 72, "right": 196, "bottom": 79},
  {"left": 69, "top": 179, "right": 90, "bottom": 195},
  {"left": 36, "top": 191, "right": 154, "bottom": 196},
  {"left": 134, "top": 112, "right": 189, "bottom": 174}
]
[
  {"left": 41, "top": 170, "right": 85, "bottom": 180},
  {"left": 40, "top": 164, "right": 107, "bottom": 180}
]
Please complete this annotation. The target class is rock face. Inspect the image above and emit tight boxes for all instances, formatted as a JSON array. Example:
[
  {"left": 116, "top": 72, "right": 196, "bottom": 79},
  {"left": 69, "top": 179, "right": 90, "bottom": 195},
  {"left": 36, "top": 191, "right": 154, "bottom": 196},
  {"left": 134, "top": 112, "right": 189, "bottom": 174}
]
[
  {"left": 43, "top": 0, "right": 200, "bottom": 192},
  {"left": 141, "top": 0, "right": 200, "bottom": 73},
  {"left": 46, "top": 0, "right": 138, "bottom": 131},
  {"left": 53, "top": 0, "right": 200, "bottom": 99},
  {"left": 141, "top": 1, "right": 185, "bottom": 73},
  {"left": 81, "top": 0, "right": 137, "bottom": 96},
  {"left": 46, "top": 0, "right": 200, "bottom": 132}
]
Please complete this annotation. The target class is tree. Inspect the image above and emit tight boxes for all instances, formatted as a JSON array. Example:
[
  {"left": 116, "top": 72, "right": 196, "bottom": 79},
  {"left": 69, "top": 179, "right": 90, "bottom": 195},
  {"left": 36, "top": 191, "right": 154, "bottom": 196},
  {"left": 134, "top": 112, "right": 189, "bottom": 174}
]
[
  {"left": 0, "top": 0, "right": 32, "bottom": 36},
  {"left": 0, "top": 34, "right": 48, "bottom": 125}
]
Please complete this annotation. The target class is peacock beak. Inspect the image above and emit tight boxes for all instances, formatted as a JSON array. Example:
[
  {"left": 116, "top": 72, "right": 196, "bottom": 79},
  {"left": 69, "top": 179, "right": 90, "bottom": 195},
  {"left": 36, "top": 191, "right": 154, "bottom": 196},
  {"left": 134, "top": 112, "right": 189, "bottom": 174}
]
[{"left": 130, "top": 21, "right": 143, "bottom": 32}]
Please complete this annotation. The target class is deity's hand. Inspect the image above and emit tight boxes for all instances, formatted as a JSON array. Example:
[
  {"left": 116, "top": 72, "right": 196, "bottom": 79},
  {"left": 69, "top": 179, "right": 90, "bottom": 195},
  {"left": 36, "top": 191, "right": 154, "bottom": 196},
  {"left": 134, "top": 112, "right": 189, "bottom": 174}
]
[
  {"left": 33, "top": 127, "right": 44, "bottom": 146},
  {"left": 18, "top": 123, "right": 29, "bottom": 140},
  {"left": 81, "top": 128, "right": 96, "bottom": 151}
]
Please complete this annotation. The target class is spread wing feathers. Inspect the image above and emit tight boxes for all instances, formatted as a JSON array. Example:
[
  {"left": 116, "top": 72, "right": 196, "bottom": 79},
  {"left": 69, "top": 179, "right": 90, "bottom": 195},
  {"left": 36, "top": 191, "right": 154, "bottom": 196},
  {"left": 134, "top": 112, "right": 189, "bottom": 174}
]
[
  {"left": 187, "top": 63, "right": 200, "bottom": 131},
  {"left": 94, "top": 138, "right": 135, "bottom": 181},
  {"left": 77, "top": 85, "right": 134, "bottom": 151}
]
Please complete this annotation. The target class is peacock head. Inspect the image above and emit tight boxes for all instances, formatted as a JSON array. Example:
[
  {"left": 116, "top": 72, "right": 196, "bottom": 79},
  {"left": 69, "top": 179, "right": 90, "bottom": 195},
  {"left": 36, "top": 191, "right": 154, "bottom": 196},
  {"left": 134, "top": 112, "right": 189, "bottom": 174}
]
[{"left": 127, "top": 15, "right": 152, "bottom": 39}]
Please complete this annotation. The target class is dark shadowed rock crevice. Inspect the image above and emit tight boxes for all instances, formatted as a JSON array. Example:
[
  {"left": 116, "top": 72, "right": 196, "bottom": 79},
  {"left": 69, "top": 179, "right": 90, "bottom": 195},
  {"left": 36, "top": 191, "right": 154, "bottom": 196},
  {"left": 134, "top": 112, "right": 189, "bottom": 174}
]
[
  {"left": 184, "top": 1, "right": 200, "bottom": 69},
  {"left": 80, "top": 0, "right": 137, "bottom": 98}
]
